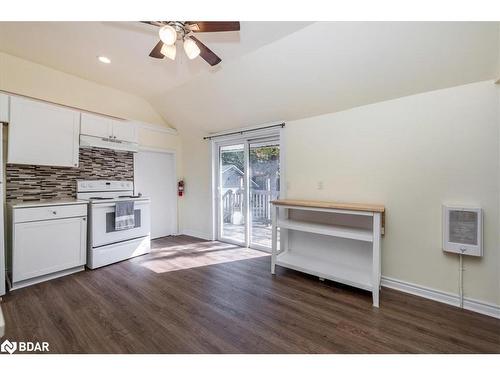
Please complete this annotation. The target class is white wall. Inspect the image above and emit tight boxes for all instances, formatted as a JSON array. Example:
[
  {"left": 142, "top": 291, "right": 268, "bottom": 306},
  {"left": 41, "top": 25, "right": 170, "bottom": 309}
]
[
  {"left": 0, "top": 52, "right": 166, "bottom": 125},
  {"left": 178, "top": 128, "right": 213, "bottom": 240},
  {"left": 180, "top": 80, "right": 499, "bottom": 306},
  {"left": 285, "top": 80, "right": 499, "bottom": 305}
]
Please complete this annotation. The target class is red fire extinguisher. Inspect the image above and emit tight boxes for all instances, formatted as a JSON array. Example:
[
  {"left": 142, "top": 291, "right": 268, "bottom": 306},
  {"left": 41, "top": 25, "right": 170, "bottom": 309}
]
[{"left": 178, "top": 180, "right": 185, "bottom": 197}]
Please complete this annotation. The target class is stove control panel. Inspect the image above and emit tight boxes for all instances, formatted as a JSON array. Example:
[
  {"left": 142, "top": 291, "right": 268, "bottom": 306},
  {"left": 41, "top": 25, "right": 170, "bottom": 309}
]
[{"left": 77, "top": 180, "right": 133, "bottom": 192}]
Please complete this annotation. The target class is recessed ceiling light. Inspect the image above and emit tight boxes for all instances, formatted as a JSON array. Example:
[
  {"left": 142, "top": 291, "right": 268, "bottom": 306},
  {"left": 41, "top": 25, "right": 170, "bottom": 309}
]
[{"left": 98, "top": 56, "right": 111, "bottom": 64}]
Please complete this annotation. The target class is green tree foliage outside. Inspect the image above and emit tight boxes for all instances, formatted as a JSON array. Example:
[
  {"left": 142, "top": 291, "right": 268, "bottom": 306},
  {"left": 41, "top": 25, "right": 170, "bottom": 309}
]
[
  {"left": 221, "top": 146, "right": 280, "bottom": 191},
  {"left": 221, "top": 146, "right": 279, "bottom": 171}
]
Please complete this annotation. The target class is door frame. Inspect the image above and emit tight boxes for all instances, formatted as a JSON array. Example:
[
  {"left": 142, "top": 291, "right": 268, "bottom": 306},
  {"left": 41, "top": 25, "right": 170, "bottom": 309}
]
[
  {"left": 134, "top": 146, "right": 178, "bottom": 237},
  {"left": 210, "top": 126, "right": 286, "bottom": 252}
]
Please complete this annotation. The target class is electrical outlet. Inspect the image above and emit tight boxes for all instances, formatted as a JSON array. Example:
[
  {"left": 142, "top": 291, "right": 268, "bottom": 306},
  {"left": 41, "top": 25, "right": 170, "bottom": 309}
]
[{"left": 317, "top": 181, "right": 324, "bottom": 190}]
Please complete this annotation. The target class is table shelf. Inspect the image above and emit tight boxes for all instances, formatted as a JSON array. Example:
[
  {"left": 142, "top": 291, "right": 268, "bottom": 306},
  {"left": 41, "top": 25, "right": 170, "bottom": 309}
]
[
  {"left": 276, "top": 251, "right": 372, "bottom": 291},
  {"left": 277, "top": 218, "right": 373, "bottom": 242}
]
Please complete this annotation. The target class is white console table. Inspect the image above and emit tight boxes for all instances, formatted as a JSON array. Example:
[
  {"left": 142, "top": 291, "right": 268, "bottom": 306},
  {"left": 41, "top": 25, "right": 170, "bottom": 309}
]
[{"left": 271, "top": 199, "right": 385, "bottom": 307}]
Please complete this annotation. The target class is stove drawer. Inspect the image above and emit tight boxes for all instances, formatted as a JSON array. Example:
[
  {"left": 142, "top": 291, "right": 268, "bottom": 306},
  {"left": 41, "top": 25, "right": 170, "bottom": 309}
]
[{"left": 14, "top": 204, "right": 88, "bottom": 223}]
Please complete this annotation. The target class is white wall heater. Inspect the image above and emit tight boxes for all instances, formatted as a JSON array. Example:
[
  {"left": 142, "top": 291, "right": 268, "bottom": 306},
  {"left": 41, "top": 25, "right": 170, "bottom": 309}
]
[{"left": 442, "top": 205, "right": 483, "bottom": 257}]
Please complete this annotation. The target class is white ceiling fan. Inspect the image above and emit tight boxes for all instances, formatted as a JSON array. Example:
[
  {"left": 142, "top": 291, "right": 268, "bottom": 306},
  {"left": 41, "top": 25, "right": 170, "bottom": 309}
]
[{"left": 143, "top": 21, "right": 240, "bottom": 66}]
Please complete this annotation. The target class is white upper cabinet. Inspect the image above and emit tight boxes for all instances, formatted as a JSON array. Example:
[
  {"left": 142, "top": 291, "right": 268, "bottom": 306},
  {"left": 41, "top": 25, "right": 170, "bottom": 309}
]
[
  {"left": 111, "top": 120, "right": 137, "bottom": 143},
  {"left": 7, "top": 96, "right": 80, "bottom": 168},
  {"left": 81, "top": 112, "right": 137, "bottom": 143},
  {"left": 81, "top": 112, "right": 112, "bottom": 139},
  {"left": 0, "top": 93, "right": 9, "bottom": 123}
]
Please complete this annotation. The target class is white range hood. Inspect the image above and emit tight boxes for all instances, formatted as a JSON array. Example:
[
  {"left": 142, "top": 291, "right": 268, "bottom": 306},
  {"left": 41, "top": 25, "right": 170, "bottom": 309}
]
[{"left": 80, "top": 134, "right": 139, "bottom": 153}]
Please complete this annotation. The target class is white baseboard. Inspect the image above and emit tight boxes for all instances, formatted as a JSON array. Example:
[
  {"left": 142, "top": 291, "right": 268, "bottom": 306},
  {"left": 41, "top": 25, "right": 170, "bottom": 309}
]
[
  {"left": 180, "top": 229, "right": 213, "bottom": 241},
  {"left": 381, "top": 276, "right": 500, "bottom": 319}
]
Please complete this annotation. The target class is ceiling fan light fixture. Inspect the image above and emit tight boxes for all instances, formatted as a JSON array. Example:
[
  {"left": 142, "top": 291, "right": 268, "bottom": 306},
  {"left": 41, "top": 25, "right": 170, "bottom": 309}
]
[
  {"left": 159, "top": 25, "right": 177, "bottom": 45},
  {"left": 183, "top": 38, "right": 200, "bottom": 60},
  {"left": 146, "top": 21, "right": 240, "bottom": 65},
  {"left": 160, "top": 43, "right": 176, "bottom": 60},
  {"left": 97, "top": 56, "right": 111, "bottom": 64}
]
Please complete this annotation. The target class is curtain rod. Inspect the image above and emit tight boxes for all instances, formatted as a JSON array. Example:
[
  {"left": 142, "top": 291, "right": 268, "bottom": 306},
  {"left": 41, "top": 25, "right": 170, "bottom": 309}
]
[{"left": 203, "top": 123, "right": 285, "bottom": 140}]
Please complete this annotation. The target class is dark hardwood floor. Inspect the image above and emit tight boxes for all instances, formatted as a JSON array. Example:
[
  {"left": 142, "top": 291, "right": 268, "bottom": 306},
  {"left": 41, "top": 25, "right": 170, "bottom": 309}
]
[{"left": 1, "top": 235, "right": 499, "bottom": 353}]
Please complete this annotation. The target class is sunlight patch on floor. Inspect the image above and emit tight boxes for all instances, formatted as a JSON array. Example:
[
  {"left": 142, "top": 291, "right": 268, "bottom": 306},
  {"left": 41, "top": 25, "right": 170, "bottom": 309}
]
[{"left": 136, "top": 241, "right": 269, "bottom": 273}]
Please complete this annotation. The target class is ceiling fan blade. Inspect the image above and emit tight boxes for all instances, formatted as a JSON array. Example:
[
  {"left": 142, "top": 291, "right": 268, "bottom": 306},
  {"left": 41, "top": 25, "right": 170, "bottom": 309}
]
[
  {"left": 188, "top": 21, "right": 240, "bottom": 33},
  {"left": 189, "top": 36, "right": 222, "bottom": 66},
  {"left": 149, "top": 40, "right": 165, "bottom": 59}
]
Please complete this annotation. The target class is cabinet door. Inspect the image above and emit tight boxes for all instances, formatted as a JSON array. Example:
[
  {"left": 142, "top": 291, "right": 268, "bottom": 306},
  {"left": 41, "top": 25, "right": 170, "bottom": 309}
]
[
  {"left": 7, "top": 97, "right": 80, "bottom": 167},
  {"left": 0, "top": 93, "right": 9, "bottom": 123},
  {"left": 81, "top": 112, "right": 112, "bottom": 139},
  {"left": 112, "top": 120, "right": 138, "bottom": 143},
  {"left": 12, "top": 216, "right": 87, "bottom": 282}
]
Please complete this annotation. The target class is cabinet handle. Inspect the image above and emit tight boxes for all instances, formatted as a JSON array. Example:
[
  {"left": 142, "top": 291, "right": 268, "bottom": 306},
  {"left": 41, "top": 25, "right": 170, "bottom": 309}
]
[{"left": 52, "top": 211, "right": 57, "bottom": 215}]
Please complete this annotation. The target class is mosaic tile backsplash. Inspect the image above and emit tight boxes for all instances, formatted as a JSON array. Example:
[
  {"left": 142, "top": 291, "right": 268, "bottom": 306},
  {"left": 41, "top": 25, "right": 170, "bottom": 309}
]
[{"left": 6, "top": 147, "right": 134, "bottom": 203}]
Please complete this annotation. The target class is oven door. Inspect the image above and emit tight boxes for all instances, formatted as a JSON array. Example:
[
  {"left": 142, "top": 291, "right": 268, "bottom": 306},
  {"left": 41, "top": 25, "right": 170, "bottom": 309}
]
[{"left": 90, "top": 200, "right": 151, "bottom": 248}]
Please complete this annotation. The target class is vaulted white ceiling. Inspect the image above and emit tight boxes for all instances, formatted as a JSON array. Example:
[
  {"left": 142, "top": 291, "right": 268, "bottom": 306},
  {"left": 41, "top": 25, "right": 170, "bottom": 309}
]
[
  {"left": 0, "top": 21, "right": 498, "bottom": 133},
  {"left": 0, "top": 21, "right": 311, "bottom": 98},
  {"left": 150, "top": 22, "right": 500, "bottom": 133}
]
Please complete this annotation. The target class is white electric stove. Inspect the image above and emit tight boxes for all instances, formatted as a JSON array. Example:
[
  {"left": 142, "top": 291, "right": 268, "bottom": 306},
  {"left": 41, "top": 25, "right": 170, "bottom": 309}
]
[{"left": 77, "top": 180, "right": 151, "bottom": 269}]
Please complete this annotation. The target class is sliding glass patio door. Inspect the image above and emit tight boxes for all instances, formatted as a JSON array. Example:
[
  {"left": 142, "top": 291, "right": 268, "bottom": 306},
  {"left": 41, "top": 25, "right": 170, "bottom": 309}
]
[
  {"left": 216, "top": 137, "right": 280, "bottom": 251},
  {"left": 249, "top": 140, "right": 280, "bottom": 250}
]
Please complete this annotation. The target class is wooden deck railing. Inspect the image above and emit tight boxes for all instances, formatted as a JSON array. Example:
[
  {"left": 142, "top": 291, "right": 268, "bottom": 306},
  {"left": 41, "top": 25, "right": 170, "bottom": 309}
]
[{"left": 223, "top": 189, "right": 279, "bottom": 223}]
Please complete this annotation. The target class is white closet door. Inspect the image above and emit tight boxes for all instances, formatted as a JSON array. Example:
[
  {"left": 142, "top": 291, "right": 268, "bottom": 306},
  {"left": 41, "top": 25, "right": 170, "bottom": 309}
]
[{"left": 134, "top": 151, "right": 177, "bottom": 239}]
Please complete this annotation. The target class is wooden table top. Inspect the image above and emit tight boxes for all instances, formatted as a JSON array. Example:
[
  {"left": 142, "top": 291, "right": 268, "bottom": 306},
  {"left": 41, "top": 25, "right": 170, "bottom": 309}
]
[{"left": 271, "top": 199, "right": 385, "bottom": 213}]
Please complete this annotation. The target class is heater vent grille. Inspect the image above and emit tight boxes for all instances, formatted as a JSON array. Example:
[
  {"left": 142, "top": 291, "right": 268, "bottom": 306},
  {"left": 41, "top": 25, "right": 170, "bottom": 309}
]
[{"left": 442, "top": 206, "right": 483, "bottom": 257}]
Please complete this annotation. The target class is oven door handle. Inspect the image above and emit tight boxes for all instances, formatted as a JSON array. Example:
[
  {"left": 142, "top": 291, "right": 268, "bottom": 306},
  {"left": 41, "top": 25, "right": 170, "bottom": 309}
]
[{"left": 91, "top": 202, "right": 148, "bottom": 208}]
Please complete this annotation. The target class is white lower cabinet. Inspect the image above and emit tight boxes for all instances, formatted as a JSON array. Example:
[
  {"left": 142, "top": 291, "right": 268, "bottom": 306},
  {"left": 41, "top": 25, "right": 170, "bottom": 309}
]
[{"left": 9, "top": 202, "right": 87, "bottom": 289}]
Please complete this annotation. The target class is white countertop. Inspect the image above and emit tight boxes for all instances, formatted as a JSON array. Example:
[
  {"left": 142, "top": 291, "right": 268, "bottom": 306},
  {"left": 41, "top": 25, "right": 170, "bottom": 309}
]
[{"left": 9, "top": 199, "right": 89, "bottom": 209}]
